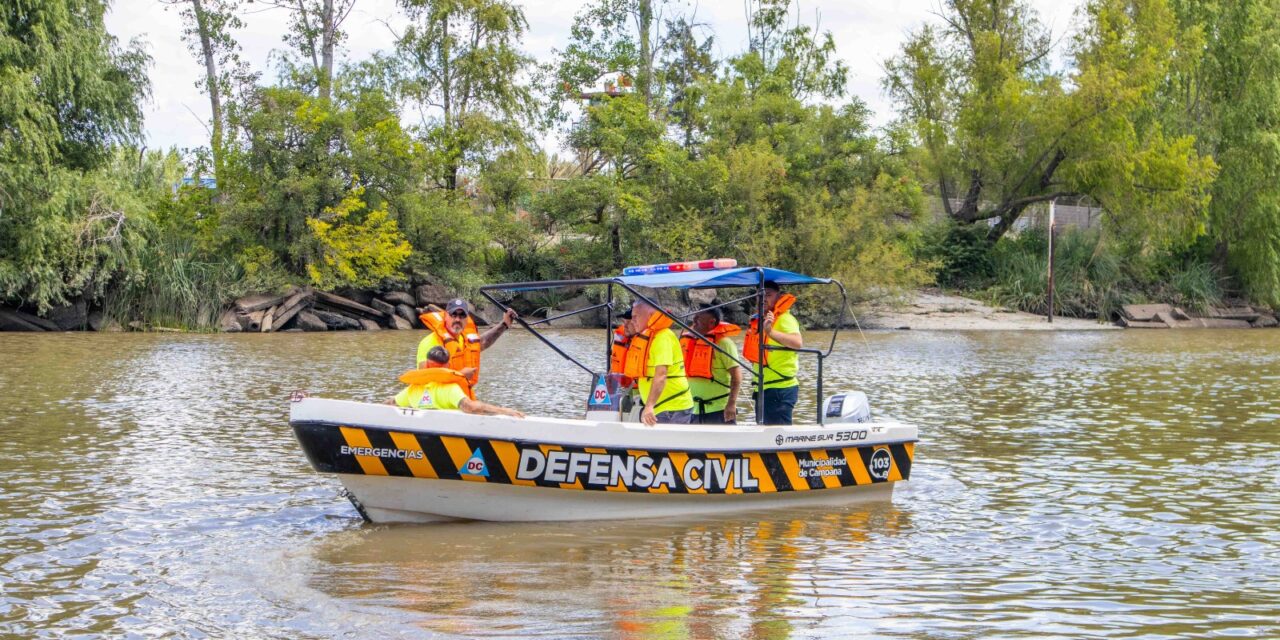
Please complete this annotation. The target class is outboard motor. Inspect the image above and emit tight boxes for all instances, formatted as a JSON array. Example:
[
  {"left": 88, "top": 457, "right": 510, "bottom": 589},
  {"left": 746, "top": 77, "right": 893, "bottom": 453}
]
[{"left": 822, "top": 391, "right": 872, "bottom": 424}]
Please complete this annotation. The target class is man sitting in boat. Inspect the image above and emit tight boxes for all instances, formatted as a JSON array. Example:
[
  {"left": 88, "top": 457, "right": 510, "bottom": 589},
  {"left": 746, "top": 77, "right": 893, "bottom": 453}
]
[
  {"left": 620, "top": 300, "right": 696, "bottom": 425},
  {"left": 395, "top": 347, "right": 525, "bottom": 418},
  {"left": 681, "top": 304, "right": 742, "bottom": 425},
  {"left": 416, "top": 299, "right": 517, "bottom": 386},
  {"left": 744, "top": 282, "right": 803, "bottom": 425}
]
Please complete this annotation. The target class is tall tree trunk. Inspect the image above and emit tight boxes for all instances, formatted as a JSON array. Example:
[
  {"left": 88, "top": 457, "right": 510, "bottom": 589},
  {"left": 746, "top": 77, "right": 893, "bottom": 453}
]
[
  {"left": 319, "top": 0, "right": 335, "bottom": 101},
  {"left": 637, "top": 0, "right": 653, "bottom": 108},
  {"left": 441, "top": 14, "right": 457, "bottom": 190},
  {"left": 191, "top": 0, "right": 224, "bottom": 187}
]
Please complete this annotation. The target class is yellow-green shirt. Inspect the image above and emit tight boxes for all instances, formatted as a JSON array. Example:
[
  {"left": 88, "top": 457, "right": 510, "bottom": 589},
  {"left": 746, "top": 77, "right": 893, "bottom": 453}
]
[
  {"left": 415, "top": 333, "right": 445, "bottom": 367},
  {"left": 394, "top": 381, "right": 467, "bottom": 410},
  {"left": 637, "top": 328, "right": 695, "bottom": 413},
  {"left": 689, "top": 336, "right": 738, "bottom": 414},
  {"left": 755, "top": 311, "right": 800, "bottom": 390}
]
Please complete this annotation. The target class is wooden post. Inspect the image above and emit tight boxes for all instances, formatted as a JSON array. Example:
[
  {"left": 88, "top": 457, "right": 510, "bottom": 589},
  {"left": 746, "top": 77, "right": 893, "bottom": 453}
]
[{"left": 1047, "top": 201, "right": 1056, "bottom": 323}]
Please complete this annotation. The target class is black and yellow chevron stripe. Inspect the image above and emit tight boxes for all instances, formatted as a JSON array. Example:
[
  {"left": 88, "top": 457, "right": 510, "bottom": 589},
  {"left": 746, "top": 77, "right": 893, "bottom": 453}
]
[{"left": 293, "top": 422, "right": 915, "bottom": 495}]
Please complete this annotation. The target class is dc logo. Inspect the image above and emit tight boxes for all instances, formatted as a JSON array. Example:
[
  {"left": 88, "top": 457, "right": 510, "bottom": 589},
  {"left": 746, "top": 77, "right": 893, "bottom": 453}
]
[
  {"left": 775, "top": 435, "right": 784, "bottom": 446},
  {"left": 460, "top": 448, "right": 489, "bottom": 477},
  {"left": 868, "top": 448, "right": 892, "bottom": 480}
]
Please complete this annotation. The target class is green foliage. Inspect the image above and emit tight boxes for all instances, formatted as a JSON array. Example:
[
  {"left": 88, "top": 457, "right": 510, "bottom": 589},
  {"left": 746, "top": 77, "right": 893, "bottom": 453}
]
[
  {"left": 987, "top": 228, "right": 1128, "bottom": 319},
  {"left": 915, "top": 221, "right": 994, "bottom": 288},
  {"left": 0, "top": 0, "right": 150, "bottom": 312},
  {"left": 885, "top": 0, "right": 1216, "bottom": 244},
  {"left": 305, "top": 186, "right": 412, "bottom": 290},
  {"left": 1161, "top": 0, "right": 1280, "bottom": 307}
]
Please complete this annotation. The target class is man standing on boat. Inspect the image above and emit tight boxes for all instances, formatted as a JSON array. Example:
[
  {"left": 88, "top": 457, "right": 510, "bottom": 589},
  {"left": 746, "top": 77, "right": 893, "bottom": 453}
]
[
  {"left": 681, "top": 304, "right": 743, "bottom": 424},
  {"left": 621, "top": 300, "right": 696, "bottom": 425},
  {"left": 416, "top": 299, "right": 518, "bottom": 385},
  {"left": 744, "top": 282, "right": 803, "bottom": 424},
  {"left": 396, "top": 347, "right": 525, "bottom": 417}
]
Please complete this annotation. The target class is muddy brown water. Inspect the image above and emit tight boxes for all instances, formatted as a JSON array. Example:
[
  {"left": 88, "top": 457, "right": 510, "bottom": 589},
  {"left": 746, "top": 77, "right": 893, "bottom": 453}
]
[{"left": 1, "top": 329, "right": 1277, "bottom": 638}]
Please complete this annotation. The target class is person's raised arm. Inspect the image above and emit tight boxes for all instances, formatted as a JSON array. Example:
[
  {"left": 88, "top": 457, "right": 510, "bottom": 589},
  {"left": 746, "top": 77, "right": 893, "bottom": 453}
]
[
  {"left": 479, "top": 308, "right": 517, "bottom": 350},
  {"left": 763, "top": 311, "right": 803, "bottom": 349}
]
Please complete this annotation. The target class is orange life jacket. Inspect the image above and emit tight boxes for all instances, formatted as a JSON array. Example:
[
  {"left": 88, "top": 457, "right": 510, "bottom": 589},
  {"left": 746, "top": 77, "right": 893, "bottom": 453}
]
[
  {"left": 398, "top": 366, "right": 476, "bottom": 400},
  {"left": 743, "top": 294, "right": 796, "bottom": 365},
  {"left": 621, "top": 313, "right": 675, "bottom": 380},
  {"left": 419, "top": 310, "right": 482, "bottom": 384},
  {"left": 609, "top": 325, "right": 634, "bottom": 386},
  {"left": 680, "top": 323, "right": 742, "bottom": 380}
]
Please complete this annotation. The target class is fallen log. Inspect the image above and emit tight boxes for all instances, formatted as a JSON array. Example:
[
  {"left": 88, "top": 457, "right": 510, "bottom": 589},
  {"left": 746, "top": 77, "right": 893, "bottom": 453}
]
[
  {"left": 235, "top": 291, "right": 290, "bottom": 314},
  {"left": 314, "top": 291, "right": 387, "bottom": 319},
  {"left": 370, "top": 297, "right": 396, "bottom": 317},
  {"left": 0, "top": 308, "right": 47, "bottom": 331},
  {"left": 1121, "top": 304, "right": 1174, "bottom": 322},
  {"left": 261, "top": 305, "right": 278, "bottom": 333},
  {"left": 266, "top": 288, "right": 313, "bottom": 332}
]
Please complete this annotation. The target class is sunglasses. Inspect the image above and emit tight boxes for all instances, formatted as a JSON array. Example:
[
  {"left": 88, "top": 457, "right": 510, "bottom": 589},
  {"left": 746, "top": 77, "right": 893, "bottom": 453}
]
[{"left": 449, "top": 310, "right": 468, "bottom": 318}]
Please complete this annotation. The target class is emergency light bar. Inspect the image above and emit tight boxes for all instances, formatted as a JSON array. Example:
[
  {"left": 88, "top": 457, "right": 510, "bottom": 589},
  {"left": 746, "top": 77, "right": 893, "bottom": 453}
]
[{"left": 622, "top": 258, "right": 737, "bottom": 277}]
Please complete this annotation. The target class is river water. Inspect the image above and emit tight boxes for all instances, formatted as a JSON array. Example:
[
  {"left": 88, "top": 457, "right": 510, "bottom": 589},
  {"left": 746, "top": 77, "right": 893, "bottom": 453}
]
[{"left": 0, "top": 328, "right": 1277, "bottom": 638}]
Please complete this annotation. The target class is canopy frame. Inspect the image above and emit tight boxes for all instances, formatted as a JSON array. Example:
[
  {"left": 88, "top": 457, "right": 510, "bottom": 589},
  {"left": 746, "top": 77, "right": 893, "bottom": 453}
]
[{"left": 479, "top": 267, "right": 847, "bottom": 425}]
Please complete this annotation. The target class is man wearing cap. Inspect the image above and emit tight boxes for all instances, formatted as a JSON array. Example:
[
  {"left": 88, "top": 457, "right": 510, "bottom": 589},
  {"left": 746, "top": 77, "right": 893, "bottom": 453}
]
[
  {"left": 416, "top": 298, "right": 518, "bottom": 385},
  {"left": 681, "top": 304, "right": 743, "bottom": 424},
  {"left": 743, "top": 282, "right": 803, "bottom": 424}
]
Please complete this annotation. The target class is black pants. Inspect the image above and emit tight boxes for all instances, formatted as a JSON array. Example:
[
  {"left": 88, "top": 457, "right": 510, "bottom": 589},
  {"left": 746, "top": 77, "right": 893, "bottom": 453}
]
[
  {"left": 696, "top": 410, "right": 736, "bottom": 425},
  {"left": 761, "top": 385, "right": 798, "bottom": 425}
]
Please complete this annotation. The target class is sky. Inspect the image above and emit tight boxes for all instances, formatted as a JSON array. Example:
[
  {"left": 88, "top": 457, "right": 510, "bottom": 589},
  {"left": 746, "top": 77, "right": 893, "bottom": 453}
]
[{"left": 105, "top": 0, "right": 1080, "bottom": 152}]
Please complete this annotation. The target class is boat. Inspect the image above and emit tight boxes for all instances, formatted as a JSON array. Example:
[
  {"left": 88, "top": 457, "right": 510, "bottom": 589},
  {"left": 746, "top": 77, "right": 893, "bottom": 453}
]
[{"left": 289, "top": 263, "right": 919, "bottom": 523}]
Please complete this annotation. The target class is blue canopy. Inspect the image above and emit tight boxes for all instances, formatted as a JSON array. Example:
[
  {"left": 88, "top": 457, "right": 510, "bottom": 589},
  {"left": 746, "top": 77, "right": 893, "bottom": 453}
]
[
  {"left": 617, "top": 267, "right": 829, "bottom": 289},
  {"left": 481, "top": 267, "right": 831, "bottom": 292}
]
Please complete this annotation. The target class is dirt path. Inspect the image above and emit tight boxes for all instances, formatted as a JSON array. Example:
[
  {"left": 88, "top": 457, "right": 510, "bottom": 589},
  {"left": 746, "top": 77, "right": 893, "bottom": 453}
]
[{"left": 855, "top": 289, "right": 1117, "bottom": 331}]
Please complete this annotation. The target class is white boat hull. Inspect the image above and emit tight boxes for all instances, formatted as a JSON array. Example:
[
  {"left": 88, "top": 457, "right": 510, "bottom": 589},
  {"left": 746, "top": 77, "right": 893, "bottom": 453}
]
[{"left": 290, "top": 398, "right": 917, "bottom": 523}]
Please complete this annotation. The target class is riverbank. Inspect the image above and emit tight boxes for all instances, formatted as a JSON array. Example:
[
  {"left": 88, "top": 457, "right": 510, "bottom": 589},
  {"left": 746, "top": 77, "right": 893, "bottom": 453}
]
[
  {"left": 856, "top": 290, "right": 1116, "bottom": 331},
  {"left": 2, "top": 285, "right": 1277, "bottom": 333}
]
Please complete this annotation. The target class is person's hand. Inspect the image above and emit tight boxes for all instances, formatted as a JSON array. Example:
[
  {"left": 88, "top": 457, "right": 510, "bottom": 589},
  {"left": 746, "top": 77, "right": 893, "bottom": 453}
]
[
  {"left": 459, "top": 366, "right": 477, "bottom": 379},
  {"left": 641, "top": 407, "right": 657, "bottom": 426},
  {"left": 763, "top": 311, "right": 776, "bottom": 336},
  {"left": 724, "top": 404, "right": 737, "bottom": 423},
  {"left": 504, "top": 408, "right": 526, "bottom": 419},
  {"left": 502, "top": 308, "right": 517, "bottom": 329}
]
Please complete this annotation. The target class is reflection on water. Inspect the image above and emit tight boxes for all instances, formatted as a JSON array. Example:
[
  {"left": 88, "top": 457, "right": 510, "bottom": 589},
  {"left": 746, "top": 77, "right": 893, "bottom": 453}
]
[{"left": 1, "top": 329, "right": 1278, "bottom": 638}]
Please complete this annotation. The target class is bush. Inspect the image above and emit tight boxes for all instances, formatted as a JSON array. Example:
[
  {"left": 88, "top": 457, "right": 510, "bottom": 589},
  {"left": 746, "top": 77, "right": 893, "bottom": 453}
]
[
  {"left": 914, "top": 220, "right": 994, "bottom": 288},
  {"left": 987, "top": 228, "right": 1129, "bottom": 319}
]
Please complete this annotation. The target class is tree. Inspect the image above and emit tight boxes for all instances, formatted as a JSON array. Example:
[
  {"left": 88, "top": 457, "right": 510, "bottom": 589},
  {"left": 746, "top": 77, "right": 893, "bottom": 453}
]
[
  {"left": 392, "top": 0, "right": 537, "bottom": 191},
  {"left": 164, "top": 0, "right": 250, "bottom": 186},
  {"left": 885, "top": 0, "right": 1215, "bottom": 243},
  {"left": 0, "top": 0, "right": 151, "bottom": 310},
  {"left": 1163, "top": 0, "right": 1280, "bottom": 305},
  {"left": 261, "top": 0, "right": 355, "bottom": 101}
]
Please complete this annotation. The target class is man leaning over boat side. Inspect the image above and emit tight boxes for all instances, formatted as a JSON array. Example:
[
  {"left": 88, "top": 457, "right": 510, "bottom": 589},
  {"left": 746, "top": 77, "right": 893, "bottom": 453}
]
[
  {"left": 744, "top": 282, "right": 803, "bottom": 425},
  {"left": 416, "top": 298, "right": 517, "bottom": 386},
  {"left": 681, "top": 304, "right": 743, "bottom": 425},
  {"left": 621, "top": 300, "right": 696, "bottom": 425},
  {"left": 394, "top": 347, "right": 525, "bottom": 418}
]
